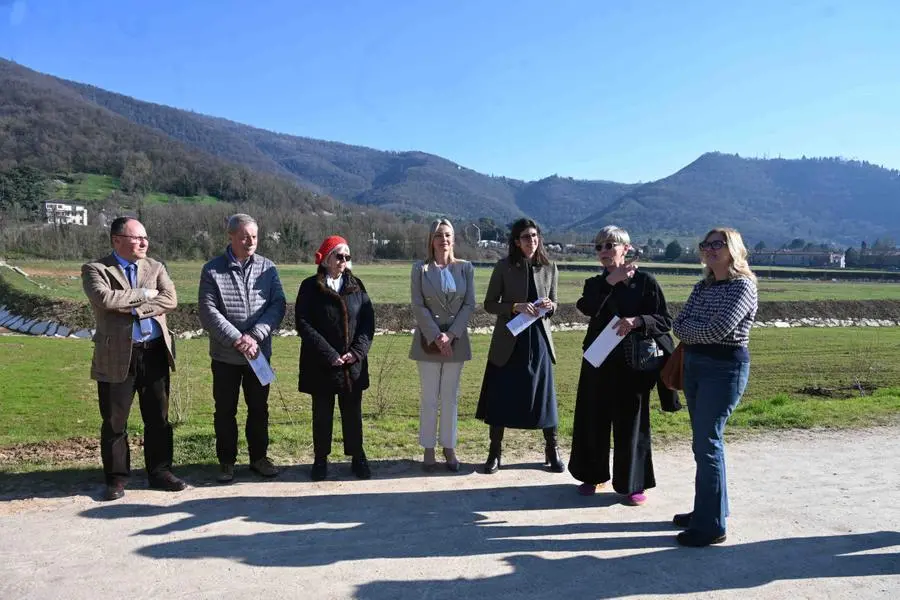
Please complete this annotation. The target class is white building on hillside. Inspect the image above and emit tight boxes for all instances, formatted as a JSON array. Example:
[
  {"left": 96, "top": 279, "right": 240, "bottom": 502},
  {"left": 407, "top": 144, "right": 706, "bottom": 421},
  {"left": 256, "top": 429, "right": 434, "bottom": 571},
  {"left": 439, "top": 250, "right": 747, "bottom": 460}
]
[{"left": 43, "top": 201, "right": 88, "bottom": 226}]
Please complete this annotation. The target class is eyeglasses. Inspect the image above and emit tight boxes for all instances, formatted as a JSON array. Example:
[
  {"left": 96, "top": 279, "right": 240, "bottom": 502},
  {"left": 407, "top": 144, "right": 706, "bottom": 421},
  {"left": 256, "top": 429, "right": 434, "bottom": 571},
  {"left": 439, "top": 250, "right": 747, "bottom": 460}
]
[
  {"left": 334, "top": 253, "right": 352, "bottom": 262},
  {"left": 519, "top": 232, "right": 539, "bottom": 240},
  {"left": 699, "top": 240, "right": 727, "bottom": 251},
  {"left": 114, "top": 235, "right": 149, "bottom": 244},
  {"left": 594, "top": 242, "right": 621, "bottom": 251}
]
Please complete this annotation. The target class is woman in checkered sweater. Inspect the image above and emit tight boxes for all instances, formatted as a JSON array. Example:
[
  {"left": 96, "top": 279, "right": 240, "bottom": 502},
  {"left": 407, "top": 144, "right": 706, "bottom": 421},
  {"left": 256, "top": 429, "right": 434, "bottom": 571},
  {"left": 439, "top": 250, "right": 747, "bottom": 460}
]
[{"left": 672, "top": 227, "right": 758, "bottom": 547}]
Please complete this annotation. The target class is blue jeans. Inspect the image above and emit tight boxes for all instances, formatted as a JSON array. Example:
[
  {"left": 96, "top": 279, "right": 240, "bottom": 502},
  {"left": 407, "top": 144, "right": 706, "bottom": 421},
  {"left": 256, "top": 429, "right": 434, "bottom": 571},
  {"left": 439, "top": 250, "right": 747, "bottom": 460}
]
[{"left": 683, "top": 352, "right": 750, "bottom": 536}]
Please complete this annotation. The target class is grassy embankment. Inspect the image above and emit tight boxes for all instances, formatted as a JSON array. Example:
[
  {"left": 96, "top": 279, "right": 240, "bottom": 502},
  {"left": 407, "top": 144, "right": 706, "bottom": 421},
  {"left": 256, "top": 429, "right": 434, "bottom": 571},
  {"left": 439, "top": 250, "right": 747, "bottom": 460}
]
[{"left": 1, "top": 327, "right": 898, "bottom": 472}]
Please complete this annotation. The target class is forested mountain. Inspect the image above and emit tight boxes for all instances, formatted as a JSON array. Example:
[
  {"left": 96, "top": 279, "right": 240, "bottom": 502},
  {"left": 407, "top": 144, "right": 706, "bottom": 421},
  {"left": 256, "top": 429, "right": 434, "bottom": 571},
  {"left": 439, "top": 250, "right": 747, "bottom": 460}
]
[
  {"left": 53, "top": 70, "right": 630, "bottom": 226},
  {"left": 0, "top": 59, "right": 330, "bottom": 213},
  {"left": 574, "top": 152, "right": 900, "bottom": 244},
  {"left": 3, "top": 58, "right": 899, "bottom": 245}
]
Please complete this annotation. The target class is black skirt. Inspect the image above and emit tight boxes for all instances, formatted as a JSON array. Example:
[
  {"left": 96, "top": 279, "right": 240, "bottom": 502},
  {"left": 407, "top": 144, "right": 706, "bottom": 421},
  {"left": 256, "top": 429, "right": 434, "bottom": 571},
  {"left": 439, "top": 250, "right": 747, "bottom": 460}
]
[{"left": 476, "top": 322, "right": 559, "bottom": 430}]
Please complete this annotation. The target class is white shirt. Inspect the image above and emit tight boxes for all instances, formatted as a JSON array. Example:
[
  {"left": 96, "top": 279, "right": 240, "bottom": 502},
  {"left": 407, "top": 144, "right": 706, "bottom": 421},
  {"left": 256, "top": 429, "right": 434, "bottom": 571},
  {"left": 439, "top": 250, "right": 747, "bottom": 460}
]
[{"left": 325, "top": 274, "right": 344, "bottom": 293}]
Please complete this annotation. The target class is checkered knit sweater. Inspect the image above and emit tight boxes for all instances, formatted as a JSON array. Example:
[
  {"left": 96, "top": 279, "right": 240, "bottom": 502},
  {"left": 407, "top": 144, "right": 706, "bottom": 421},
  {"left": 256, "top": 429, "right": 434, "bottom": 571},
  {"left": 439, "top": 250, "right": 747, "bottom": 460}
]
[{"left": 673, "top": 276, "right": 758, "bottom": 347}]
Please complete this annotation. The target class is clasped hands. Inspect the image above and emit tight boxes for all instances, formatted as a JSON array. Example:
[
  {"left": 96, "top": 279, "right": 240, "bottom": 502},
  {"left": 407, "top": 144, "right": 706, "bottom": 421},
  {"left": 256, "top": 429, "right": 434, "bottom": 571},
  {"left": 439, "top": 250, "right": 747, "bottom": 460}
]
[
  {"left": 331, "top": 351, "right": 358, "bottom": 367},
  {"left": 433, "top": 331, "right": 456, "bottom": 357},
  {"left": 513, "top": 297, "right": 553, "bottom": 317},
  {"left": 233, "top": 333, "right": 260, "bottom": 359}
]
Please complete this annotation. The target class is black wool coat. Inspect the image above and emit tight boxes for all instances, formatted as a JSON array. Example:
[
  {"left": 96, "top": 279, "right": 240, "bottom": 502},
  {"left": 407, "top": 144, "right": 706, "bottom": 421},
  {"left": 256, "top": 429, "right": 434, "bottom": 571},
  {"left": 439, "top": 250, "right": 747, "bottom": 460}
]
[
  {"left": 295, "top": 270, "right": 375, "bottom": 395},
  {"left": 576, "top": 270, "right": 681, "bottom": 412}
]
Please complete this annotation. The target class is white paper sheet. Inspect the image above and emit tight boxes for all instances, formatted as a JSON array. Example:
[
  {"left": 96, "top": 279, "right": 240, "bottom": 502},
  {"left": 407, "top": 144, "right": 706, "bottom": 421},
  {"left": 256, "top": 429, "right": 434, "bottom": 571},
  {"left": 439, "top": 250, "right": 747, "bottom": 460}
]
[
  {"left": 248, "top": 352, "right": 276, "bottom": 386},
  {"left": 506, "top": 300, "right": 550, "bottom": 337},
  {"left": 583, "top": 317, "right": 626, "bottom": 368}
]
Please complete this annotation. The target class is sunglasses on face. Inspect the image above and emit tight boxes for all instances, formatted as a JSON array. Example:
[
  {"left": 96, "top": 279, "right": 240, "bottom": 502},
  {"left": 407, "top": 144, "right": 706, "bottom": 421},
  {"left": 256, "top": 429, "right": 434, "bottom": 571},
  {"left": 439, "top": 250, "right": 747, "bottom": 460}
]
[
  {"left": 334, "top": 253, "right": 351, "bottom": 262},
  {"left": 518, "top": 232, "right": 539, "bottom": 241},
  {"left": 595, "top": 242, "right": 621, "bottom": 251},
  {"left": 699, "top": 240, "right": 727, "bottom": 251}
]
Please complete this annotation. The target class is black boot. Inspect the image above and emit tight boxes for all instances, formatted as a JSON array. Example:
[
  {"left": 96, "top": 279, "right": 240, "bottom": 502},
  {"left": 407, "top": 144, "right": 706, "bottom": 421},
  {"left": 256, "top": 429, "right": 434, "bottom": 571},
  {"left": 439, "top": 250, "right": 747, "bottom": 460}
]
[
  {"left": 483, "top": 426, "right": 503, "bottom": 474},
  {"left": 543, "top": 427, "right": 565, "bottom": 473}
]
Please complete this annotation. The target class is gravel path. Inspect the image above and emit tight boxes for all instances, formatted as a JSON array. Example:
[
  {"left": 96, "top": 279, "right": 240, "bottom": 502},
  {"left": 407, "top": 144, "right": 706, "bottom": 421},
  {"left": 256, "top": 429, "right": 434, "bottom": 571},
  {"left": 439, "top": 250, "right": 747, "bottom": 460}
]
[{"left": 0, "top": 427, "right": 898, "bottom": 599}]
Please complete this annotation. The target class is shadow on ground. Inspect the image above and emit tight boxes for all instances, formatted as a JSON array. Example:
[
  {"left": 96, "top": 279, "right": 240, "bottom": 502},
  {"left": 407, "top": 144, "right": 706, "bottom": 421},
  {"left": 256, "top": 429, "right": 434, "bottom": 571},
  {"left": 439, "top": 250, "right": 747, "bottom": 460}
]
[
  {"left": 0, "top": 458, "right": 546, "bottom": 501},
  {"left": 76, "top": 482, "right": 900, "bottom": 599}
]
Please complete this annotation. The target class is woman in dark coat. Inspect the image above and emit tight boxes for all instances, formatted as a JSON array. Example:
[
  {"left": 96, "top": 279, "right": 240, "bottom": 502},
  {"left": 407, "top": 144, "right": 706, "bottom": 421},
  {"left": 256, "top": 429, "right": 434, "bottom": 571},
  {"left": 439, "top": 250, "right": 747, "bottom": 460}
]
[
  {"left": 568, "top": 226, "right": 675, "bottom": 505},
  {"left": 296, "top": 235, "right": 375, "bottom": 481},
  {"left": 476, "top": 218, "right": 564, "bottom": 475}
]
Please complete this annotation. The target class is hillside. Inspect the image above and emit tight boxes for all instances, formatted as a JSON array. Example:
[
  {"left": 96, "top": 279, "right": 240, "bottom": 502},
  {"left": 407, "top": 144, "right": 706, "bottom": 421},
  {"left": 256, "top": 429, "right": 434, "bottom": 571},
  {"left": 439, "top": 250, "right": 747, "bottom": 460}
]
[
  {"left": 53, "top": 73, "right": 629, "bottom": 226},
  {"left": 3, "top": 59, "right": 900, "bottom": 244},
  {"left": 574, "top": 153, "right": 900, "bottom": 244},
  {"left": 0, "top": 59, "right": 330, "bottom": 213}
]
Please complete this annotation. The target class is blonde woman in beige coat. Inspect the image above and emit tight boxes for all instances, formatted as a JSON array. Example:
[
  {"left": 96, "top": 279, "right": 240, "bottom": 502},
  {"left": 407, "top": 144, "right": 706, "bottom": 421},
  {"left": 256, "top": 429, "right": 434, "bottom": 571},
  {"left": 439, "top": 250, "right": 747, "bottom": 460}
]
[{"left": 409, "top": 219, "right": 476, "bottom": 471}]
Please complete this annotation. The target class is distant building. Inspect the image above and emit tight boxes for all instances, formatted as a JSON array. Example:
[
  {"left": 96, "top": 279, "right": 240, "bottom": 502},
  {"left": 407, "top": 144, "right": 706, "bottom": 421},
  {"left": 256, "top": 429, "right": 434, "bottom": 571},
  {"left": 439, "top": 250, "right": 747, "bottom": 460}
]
[
  {"left": 43, "top": 201, "right": 88, "bottom": 226},
  {"left": 640, "top": 246, "right": 666, "bottom": 258},
  {"left": 751, "top": 250, "right": 845, "bottom": 269}
]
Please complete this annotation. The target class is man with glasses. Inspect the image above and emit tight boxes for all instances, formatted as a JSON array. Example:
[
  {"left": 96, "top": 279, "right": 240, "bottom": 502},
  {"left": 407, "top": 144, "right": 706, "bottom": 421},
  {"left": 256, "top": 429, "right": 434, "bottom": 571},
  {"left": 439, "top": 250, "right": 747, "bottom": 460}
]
[
  {"left": 81, "top": 216, "right": 186, "bottom": 501},
  {"left": 198, "top": 213, "right": 286, "bottom": 483}
]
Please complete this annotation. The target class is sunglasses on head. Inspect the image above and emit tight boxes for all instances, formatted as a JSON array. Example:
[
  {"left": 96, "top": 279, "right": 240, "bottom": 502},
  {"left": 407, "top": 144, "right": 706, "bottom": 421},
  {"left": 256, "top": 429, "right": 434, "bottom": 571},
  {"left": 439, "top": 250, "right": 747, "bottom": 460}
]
[
  {"left": 334, "top": 253, "right": 352, "bottom": 262},
  {"left": 699, "top": 240, "right": 727, "bottom": 251},
  {"left": 595, "top": 241, "right": 621, "bottom": 251}
]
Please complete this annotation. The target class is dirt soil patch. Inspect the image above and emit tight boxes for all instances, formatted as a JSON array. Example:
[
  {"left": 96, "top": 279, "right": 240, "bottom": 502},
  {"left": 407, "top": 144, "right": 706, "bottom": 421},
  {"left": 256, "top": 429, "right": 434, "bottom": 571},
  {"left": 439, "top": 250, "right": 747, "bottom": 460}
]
[
  {"left": 0, "top": 437, "right": 143, "bottom": 467},
  {"left": 797, "top": 382, "right": 879, "bottom": 398}
]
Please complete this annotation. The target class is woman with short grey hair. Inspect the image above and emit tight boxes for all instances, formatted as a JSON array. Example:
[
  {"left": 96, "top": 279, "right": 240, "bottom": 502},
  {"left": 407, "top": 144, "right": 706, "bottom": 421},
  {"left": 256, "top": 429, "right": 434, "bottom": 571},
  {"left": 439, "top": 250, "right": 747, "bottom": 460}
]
[{"left": 568, "top": 225, "right": 675, "bottom": 505}]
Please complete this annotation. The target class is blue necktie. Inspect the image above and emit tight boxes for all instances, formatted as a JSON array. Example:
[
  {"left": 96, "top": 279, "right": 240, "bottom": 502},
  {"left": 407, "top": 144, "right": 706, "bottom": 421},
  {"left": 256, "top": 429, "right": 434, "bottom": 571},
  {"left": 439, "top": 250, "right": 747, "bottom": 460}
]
[{"left": 127, "top": 264, "right": 154, "bottom": 337}]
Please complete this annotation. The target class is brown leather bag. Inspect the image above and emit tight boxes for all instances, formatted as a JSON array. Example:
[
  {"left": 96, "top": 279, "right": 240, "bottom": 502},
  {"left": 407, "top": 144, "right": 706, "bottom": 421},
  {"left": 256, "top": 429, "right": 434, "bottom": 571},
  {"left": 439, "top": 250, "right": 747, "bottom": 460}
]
[{"left": 660, "top": 344, "right": 685, "bottom": 391}]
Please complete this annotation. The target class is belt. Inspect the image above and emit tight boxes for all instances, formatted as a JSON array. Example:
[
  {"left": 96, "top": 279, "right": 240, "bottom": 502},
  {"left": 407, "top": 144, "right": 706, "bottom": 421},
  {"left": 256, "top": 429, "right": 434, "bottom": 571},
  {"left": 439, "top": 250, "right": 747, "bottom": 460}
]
[{"left": 133, "top": 338, "right": 164, "bottom": 350}]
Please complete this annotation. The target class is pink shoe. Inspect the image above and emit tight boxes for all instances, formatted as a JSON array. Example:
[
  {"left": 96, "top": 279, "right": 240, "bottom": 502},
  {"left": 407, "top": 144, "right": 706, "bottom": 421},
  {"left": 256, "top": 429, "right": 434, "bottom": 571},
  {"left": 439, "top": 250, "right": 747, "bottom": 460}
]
[{"left": 627, "top": 491, "right": 647, "bottom": 506}]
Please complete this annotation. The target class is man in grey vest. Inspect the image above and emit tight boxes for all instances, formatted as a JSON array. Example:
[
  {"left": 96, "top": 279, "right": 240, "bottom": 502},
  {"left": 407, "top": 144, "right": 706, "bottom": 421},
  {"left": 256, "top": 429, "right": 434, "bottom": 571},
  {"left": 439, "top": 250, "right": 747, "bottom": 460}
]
[{"left": 198, "top": 214, "right": 286, "bottom": 483}]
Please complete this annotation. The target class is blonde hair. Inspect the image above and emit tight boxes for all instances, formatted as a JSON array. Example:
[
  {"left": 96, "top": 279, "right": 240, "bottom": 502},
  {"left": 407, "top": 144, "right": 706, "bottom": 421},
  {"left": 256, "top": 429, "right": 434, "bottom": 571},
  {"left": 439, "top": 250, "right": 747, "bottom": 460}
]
[
  {"left": 594, "top": 225, "right": 631, "bottom": 246},
  {"left": 701, "top": 227, "right": 757, "bottom": 284},
  {"left": 426, "top": 218, "right": 457, "bottom": 263}
]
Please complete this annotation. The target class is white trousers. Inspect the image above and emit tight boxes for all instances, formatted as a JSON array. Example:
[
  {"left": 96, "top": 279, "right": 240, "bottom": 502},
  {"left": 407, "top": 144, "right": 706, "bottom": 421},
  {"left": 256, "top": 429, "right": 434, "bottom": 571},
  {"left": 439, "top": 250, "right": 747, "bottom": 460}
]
[{"left": 417, "top": 361, "right": 464, "bottom": 449}]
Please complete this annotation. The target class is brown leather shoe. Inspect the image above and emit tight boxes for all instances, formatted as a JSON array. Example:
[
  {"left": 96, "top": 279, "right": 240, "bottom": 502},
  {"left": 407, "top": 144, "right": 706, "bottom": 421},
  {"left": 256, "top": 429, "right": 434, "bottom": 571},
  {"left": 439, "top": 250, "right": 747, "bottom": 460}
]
[
  {"left": 148, "top": 471, "right": 187, "bottom": 492},
  {"left": 104, "top": 479, "right": 125, "bottom": 501},
  {"left": 250, "top": 457, "right": 279, "bottom": 478}
]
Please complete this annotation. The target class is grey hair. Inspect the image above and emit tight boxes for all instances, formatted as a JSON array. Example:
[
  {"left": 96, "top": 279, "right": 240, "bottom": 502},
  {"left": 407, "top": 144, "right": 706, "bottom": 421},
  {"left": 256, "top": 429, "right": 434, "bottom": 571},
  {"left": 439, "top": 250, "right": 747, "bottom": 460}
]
[
  {"left": 594, "top": 225, "right": 631, "bottom": 246},
  {"left": 226, "top": 213, "right": 257, "bottom": 233}
]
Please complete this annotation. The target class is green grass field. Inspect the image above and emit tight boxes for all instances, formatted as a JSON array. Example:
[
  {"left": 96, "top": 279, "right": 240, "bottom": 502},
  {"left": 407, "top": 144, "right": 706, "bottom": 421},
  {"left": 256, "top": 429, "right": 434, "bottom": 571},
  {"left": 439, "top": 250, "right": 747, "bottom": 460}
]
[
  {"left": 6, "top": 260, "right": 900, "bottom": 305},
  {"left": 1, "top": 328, "right": 898, "bottom": 470},
  {"left": 49, "top": 173, "right": 219, "bottom": 206}
]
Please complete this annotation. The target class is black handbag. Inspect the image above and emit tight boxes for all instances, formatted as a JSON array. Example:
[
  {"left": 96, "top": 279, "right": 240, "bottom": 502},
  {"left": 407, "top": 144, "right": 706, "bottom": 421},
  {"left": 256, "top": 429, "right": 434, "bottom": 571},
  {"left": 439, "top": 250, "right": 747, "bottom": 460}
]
[{"left": 621, "top": 333, "right": 664, "bottom": 372}]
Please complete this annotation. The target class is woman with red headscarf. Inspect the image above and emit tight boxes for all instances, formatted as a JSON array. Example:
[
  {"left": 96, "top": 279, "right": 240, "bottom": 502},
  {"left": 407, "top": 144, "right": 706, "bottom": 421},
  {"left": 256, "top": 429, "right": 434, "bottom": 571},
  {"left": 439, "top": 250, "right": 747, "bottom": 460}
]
[{"left": 296, "top": 236, "right": 375, "bottom": 481}]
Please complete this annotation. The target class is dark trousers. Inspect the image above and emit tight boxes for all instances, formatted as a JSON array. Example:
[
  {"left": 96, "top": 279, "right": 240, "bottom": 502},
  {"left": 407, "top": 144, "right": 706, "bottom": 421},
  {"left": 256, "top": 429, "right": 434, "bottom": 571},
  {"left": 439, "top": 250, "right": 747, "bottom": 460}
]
[
  {"left": 97, "top": 342, "right": 173, "bottom": 484},
  {"left": 312, "top": 388, "right": 364, "bottom": 458},
  {"left": 212, "top": 360, "right": 271, "bottom": 464},
  {"left": 569, "top": 363, "right": 656, "bottom": 494}
]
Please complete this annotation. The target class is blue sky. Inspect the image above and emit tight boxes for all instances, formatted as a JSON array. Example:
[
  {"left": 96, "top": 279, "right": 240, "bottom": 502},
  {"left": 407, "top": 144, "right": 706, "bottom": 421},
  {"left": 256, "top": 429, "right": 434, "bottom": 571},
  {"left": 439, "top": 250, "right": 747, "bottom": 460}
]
[{"left": 2, "top": 0, "right": 898, "bottom": 183}]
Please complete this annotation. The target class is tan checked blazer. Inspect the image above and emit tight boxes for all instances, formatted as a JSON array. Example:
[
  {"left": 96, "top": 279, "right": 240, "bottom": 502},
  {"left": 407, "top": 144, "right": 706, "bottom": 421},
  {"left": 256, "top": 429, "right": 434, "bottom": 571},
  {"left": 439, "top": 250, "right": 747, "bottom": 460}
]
[
  {"left": 484, "top": 258, "right": 558, "bottom": 367},
  {"left": 81, "top": 254, "right": 177, "bottom": 383}
]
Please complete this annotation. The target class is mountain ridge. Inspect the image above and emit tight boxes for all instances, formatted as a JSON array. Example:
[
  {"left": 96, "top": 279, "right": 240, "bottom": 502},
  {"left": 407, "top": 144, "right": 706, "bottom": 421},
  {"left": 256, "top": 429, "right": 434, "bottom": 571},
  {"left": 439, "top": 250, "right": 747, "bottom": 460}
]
[{"left": 3, "top": 58, "right": 899, "bottom": 245}]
